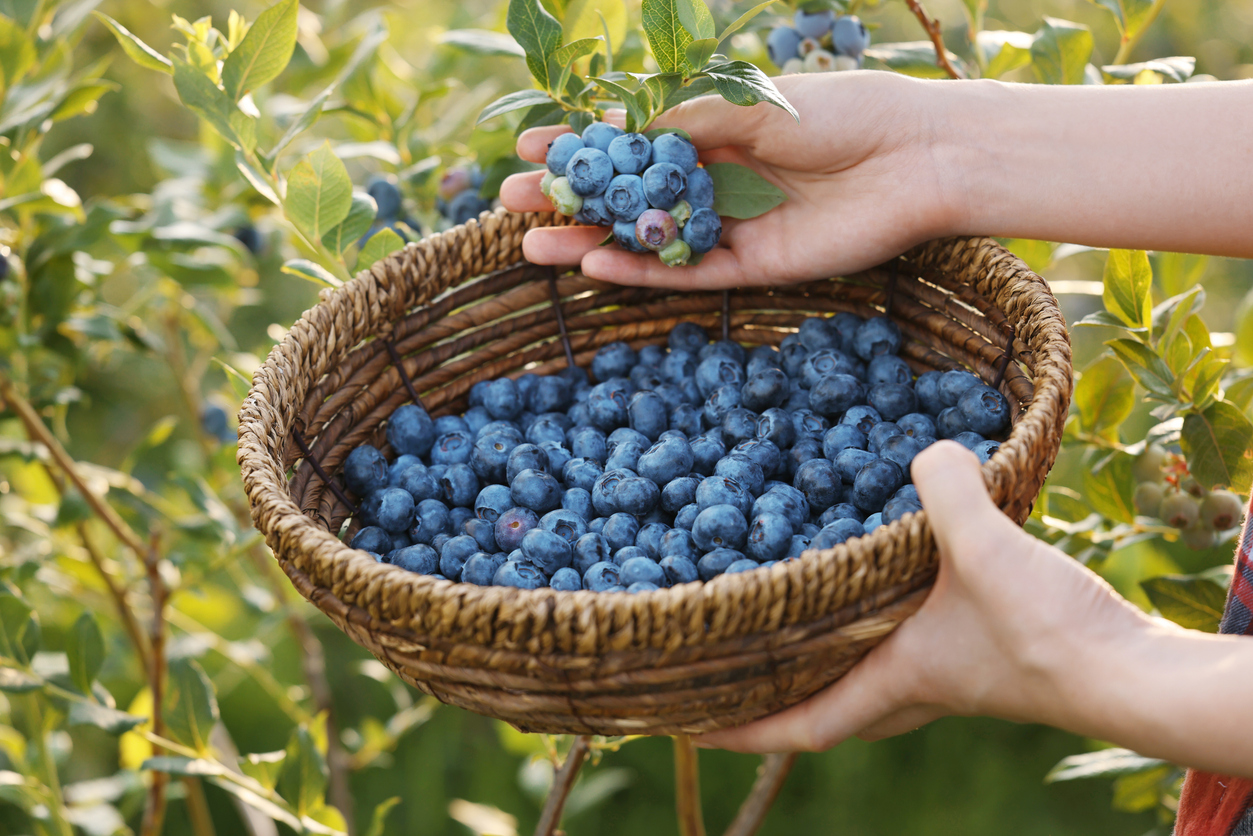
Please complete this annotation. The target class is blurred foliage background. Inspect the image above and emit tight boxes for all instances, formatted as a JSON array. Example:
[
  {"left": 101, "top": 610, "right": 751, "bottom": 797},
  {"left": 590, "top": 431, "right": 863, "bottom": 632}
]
[{"left": 2, "top": 0, "right": 1252, "bottom": 833}]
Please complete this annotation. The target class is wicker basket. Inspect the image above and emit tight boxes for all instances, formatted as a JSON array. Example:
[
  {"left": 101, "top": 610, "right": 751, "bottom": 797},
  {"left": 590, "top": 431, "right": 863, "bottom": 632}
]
[{"left": 238, "top": 209, "right": 1072, "bottom": 736}]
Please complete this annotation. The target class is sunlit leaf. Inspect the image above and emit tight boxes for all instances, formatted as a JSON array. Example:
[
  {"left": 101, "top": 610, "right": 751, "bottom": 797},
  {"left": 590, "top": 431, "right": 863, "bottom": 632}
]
[
  {"left": 1140, "top": 574, "right": 1227, "bottom": 632},
  {"left": 1030, "top": 18, "right": 1092, "bottom": 85},
  {"left": 221, "top": 0, "right": 299, "bottom": 100},
  {"left": 1180, "top": 400, "right": 1253, "bottom": 492}
]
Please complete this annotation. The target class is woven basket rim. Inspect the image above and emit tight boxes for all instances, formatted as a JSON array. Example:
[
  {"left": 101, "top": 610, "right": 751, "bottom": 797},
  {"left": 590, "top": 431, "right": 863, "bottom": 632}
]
[{"left": 237, "top": 208, "right": 1072, "bottom": 659}]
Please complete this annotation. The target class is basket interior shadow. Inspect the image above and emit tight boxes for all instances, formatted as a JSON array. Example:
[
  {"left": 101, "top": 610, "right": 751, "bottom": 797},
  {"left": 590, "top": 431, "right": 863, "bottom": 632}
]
[{"left": 238, "top": 209, "right": 1072, "bottom": 736}]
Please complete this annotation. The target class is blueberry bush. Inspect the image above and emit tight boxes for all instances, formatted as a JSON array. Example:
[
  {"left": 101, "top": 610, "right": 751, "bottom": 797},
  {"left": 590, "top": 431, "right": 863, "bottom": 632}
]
[{"left": 1, "top": 0, "right": 1252, "bottom": 834}]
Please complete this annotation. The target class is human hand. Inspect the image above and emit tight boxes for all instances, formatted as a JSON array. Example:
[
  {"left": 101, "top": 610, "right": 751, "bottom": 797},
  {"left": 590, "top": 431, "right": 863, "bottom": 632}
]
[
  {"left": 695, "top": 441, "right": 1153, "bottom": 754},
  {"left": 499, "top": 71, "right": 965, "bottom": 289}
]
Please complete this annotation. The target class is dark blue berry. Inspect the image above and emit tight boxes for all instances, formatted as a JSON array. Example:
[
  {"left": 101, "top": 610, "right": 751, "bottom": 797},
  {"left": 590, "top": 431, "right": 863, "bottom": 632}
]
[
  {"left": 344, "top": 445, "right": 389, "bottom": 496},
  {"left": 637, "top": 436, "right": 695, "bottom": 485},
  {"left": 440, "top": 463, "right": 479, "bottom": 507},
  {"left": 867, "top": 355, "right": 913, "bottom": 387},
  {"left": 642, "top": 162, "right": 687, "bottom": 210},
  {"left": 400, "top": 466, "right": 441, "bottom": 502},
  {"left": 695, "top": 474, "right": 753, "bottom": 517},
  {"left": 389, "top": 544, "right": 439, "bottom": 574},
  {"left": 386, "top": 404, "right": 435, "bottom": 458},
  {"left": 474, "top": 484, "right": 514, "bottom": 524},
  {"left": 868, "top": 383, "right": 918, "bottom": 422},
  {"left": 809, "top": 374, "right": 866, "bottom": 418},
  {"left": 670, "top": 403, "right": 703, "bottom": 437},
  {"left": 615, "top": 476, "right": 660, "bottom": 515},
  {"left": 606, "top": 132, "right": 652, "bottom": 174},
  {"left": 898, "top": 413, "right": 937, "bottom": 439},
  {"left": 732, "top": 438, "right": 783, "bottom": 478},
  {"left": 506, "top": 443, "right": 549, "bottom": 483},
  {"left": 511, "top": 468, "right": 562, "bottom": 513},
  {"left": 863, "top": 513, "right": 884, "bottom": 534},
  {"left": 620, "top": 556, "right": 666, "bottom": 587},
  {"left": 682, "top": 207, "right": 722, "bottom": 254},
  {"left": 549, "top": 567, "right": 583, "bottom": 590},
  {"left": 841, "top": 405, "right": 882, "bottom": 435},
  {"left": 800, "top": 349, "right": 860, "bottom": 389},
  {"left": 601, "top": 512, "right": 640, "bottom": 553},
  {"left": 746, "top": 512, "right": 792, "bottom": 562},
  {"left": 680, "top": 166, "right": 714, "bottom": 209},
  {"left": 582, "top": 121, "right": 625, "bottom": 152},
  {"left": 565, "top": 147, "right": 614, "bottom": 197},
  {"left": 613, "top": 546, "right": 650, "bottom": 567},
  {"left": 823, "top": 424, "right": 868, "bottom": 460},
  {"left": 605, "top": 176, "right": 649, "bottom": 223},
  {"left": 938, "top": 370, "right": 982, "bottom": 409},
  {"left": 883, "top": 495, "right": 923, "bottom": 523},
  {"left": 627, "top": 390, "right": 668, "bottom": 441},
  {"left": 716, "top": 455, "right": 765, "bottom": 496},
  {"left": 793, "top": 458, "right": 841, "bottom": 512},
  {"left": 462, "top": 551, "right": 507, "bottom": 585},
  {"left": 493, "top": 559, "right": 546, "bottom": 589},
  {"left": 484, "top": 378, "right": 523, "bottom": 420},
  {"left": 470, "top": 432, "right": 518, "bottom": 483},
  {"left": 561, "top": 488, "right": 595, "bottom": 521},
  {"left": 972, "top": 439, "right": 1001, "bottom": 463},
  {"left": 410, "top": 499, "right": 452, "bottom": 544},
  {"left": 868, "top": 422, "right": 903, "bottom": 454},
  {"left": 722, "top": 407, "right": 760, "bottom": 447},
  {"left": 958, "top": 384, "right": 1011, "bottom": 436},
  {"left": 692, "top": 504, "right": 748, "bottom": 551},
  {"left": 587, "top": 378, "right": 632, "bottom": 430},
  {"left": 852, "top": 458, "right": 905, "bottom": 513},
  {"left": 351, "top": 526, "right": 391, "bottom": 554},
  {"left": 439, "top": 534, "right": 480, "bottom": 580},
  {"left": 374, "top": 488, "right": 415, "bottom": 532},
  {"left": 690, "top": 433, "right": 727, "bottom": 476},
  {"left": 593, "top": 342, "right": 638, "bottom": 381},
  {"left": 767, "top": 25, "right": 803, "bottom": 66},
  {"left": 703, "top": 384, "right": 743, "bottom": 429},
  {"left": 812, "top": 518, "right": 864, "bottom": 550},
  {"left": 573, "top": 533, "right": 612, "bottom": 575},
  {"left": 583, "top": 561, "right": 622, "bottom": 592},
  {"left": 562, "top": 457, "right": 604, "bottom": 492},
  {"left": 464, "top": 517, "right": 498, "bottom": 552},
  {"left": 753, "top": 487, "right": 808, "bottom": 533},
  {"left": 937, "top": 407, "right": 973, "bottom": 439},
  {"left": 546, "top": 133, "right": 585, "bottom": 174},
  {"left": 521, "top": 528, "right": 573, "bottom": 574},
  {"left": 852, "top": 317, "right": 903, "bottom": 361},
  {"left": 741, "top": 368, "right": 789, "bottom": 412},
  {"left": 651, "top": 133, "right": 699, "bottom": 173},
  {"left": 675, "top": 503, "right": 700, "bottom": 530},
  {"left": 660, "top": 555, "right": 699, "bottom": 585},
  {"left": 725, "top": 559, "right": 759, "bottom": 575}
]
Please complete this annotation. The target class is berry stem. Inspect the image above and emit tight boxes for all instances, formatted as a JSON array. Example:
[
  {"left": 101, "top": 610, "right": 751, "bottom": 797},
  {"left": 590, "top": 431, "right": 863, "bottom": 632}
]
[
  {"left": 533, "top": 734, "right": 592, "bottom": 836},
  {"left": 723, "top": 753, "right": 798, "bottom": 836},
  {"left": 903, "top": 0, "right": 965, "bottom": 79}
]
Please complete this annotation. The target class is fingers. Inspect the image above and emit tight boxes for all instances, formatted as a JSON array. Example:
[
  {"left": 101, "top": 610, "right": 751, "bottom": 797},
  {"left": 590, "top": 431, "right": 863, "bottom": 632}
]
[
  {"left": 911, "top": 441, "right": 1010, "bottom": 556},
  {"left": 520, "top": 226, "right": 611, "bottom": 266},
  {"left": 500, "top": 170, "right": 554, "bottom": 213},
  {"left": 517, "top": 125, "right": 574, "bottom": 164},
  {"left": 581, "top": 245, "right": 750, "bottom": 290},
  {"left": 854, "top": 704, "right": 946, "bottom": 741}
]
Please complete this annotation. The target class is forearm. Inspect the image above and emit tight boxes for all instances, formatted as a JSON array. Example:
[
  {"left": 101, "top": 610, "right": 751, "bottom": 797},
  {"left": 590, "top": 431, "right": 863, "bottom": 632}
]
[
  {"left": 1043, "top": 619, "right": 1253, "bottom": 776},
  {"left": 929, "top": 78, "right": 1253, "bottom": 257}
]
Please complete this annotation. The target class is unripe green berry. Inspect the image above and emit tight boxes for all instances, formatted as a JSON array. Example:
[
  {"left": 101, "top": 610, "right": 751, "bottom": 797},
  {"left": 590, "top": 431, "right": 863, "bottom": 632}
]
[
  {"left": 833, "top": 55, "right": 860, "bottom": 72},
  {"left": 1133, "top": 481, "right": 1164, "bottom": 516},
  {"left": 1158, "top": 491, "right": 1199, "bottom": 529},
  {"left": 1200, "top": 489, "right": 1244, "bottom": 530},
  {"left": 549, "top": 177, "right": 583, "bottom": 215},
  {"left": 669, "top": 200, "right": 692, "bottom": 228},
  {"left": 781, "top": 57, "right": 804, "bottom": 74},
  {"left": 1181, "top": 476, "right": 1206, "bottom": 498},
  {"left": 659, "top": 239, "right": 692, "bottom": 267},
  {"left": 1182, "top": 523, "right": 1216, "bottom": 550},
  {"left": 540, "top": 171, "right": 557, "bottom": 198},
  {"left": 803, "top": 48, "right": 837, "bottom": 73},
  {"left": 1131, "top": 444, "right": 1167, "bottom": 483}
]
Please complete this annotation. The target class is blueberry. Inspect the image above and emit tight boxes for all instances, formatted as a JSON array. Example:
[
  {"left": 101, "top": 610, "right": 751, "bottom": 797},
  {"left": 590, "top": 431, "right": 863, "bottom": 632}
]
[
  {"left": 461, "top": 551, "right": 507, "bottom": 585},
  {"left": 724, "top": 558, "right": 759, "bottom": 575},
  {"left": 915, "top": 371, "right": 945, "bottom": 415},
  {"left": 439, "top": 535, "right": 479, "bottom": 580},
  {"left": 841, "top": 405, "right": 882, "bottom": 435},
  {"left": 938, "top": 370, "right": 982, "bottom": 409},
  {"left": 386, "top": 405, "right": 434, "bottom": 458},
  {"left": 641, "top": 163, "right": 687, "bottom": 210},
  {"left": 583, "top": 561, "right": 623, "bottom": 591},
  {"left": 740, "top": 367, "right": 788, "bottom": 412},
  {"left": 897, "top": 413, "right": 937, "bottom": 440},
  {"left": 818, "top": 503, "right": 865, "bottom": 527},
  {"left": 658, "top": 527, "right": 699, "bottom": 560},
  {"left": 832, "top": 15, "right": 870, "bottom": 60},
  {"left": 373, "top": 488, "right": 416, "bottom": 533},
  {"left": 800, "top": 348, "right": 860, "bottom": 389},
  {"left": 863, "top": 513, "right": 884, "bottom": 534},
  {"left": 615, "top": 476, "right": 661, "bottom": 515},
  {"left": 624, "top": 581, "right": 657, "bottom": 593},
  {"left": 697, "top": 548, "right": 743, "bottom": 581},
  {"left": 605, "top": 175, "right": 650, "bottom": 224},
  {"left": 409, "top": 499, "right": 452, "bottom": 544},
  {"left": 703, "top": 385, "right": 743, "bottom": 429},
  {"left": 787, "top": 409, "right": 827, "bottom": 442},
  {"left": 852, "top": 317, "right": 903, "bottom": 361},
  {"left": 495, "top": 507, "right": 540, "bottom": 552},
  {"left": 464, "top": 517, "right": 498, "bottom": 552},
  {"left": 439, "top": 463, "right": 480, "bottom": 507},
  {"left": 793, "top": 7, "right": 835, "bottom": 38},
  {"left": 344, "top": 445, "right": 389, "bottom": 496},
  {"left": 972, "top": 439, "right": 1001, "bottom": 464},
  {"left": 809, "top": 374, "right": 866, "bottom": 418},
  {"left": 562, "top": 458, "right": 604, "bottom": 493},
  {"left": 568, "top": 426, "right": 608, "bottom": 463},
  {"left": 937, "top": 406, "right": 973, "bottom": 439},
  {"left": 366, "top": 175, "right": 403, "bottom": 221},
  {"left": 669, "top": 403, "right": 703, "bottom": 437},
  {"left": 351, "top": 525, "right": 392, "bottom": 554},
  {"left": 592, "top": 469, "right": 630, "bottom": 516},
  {"left": 868, "top": 383, "right": 918, "bottom": 423},
  {"left": 680, "top": 166, "right": 715, "bottom": 210},
  {"left": 546, "top": 133, "right": 585, "bottom": 175},
  {"left": 613, "top": 546, "right": 650, "bottom": 567},
  {"left": 424, "top": 432, "right": 467, "bottom": 467},
  {"left": 675, "top": 503, "right": 700, "bottom": 530},
  {"left": 430, "top": 533, "right": 452, "bottom": 553},
  {"left": 534, "top": 509, "right": 582, "bottom": 546},
  {"left": 520, "top": 528, "right": 573, "bottom": 575},
  {"left": 696, "top": 474, "right": 754, "bottom": 517},
  {"left": 634, "top": 521, "right": 670, "bottom": 558},
  {"left": 537, "top": 441, "right": 571, "bottom": 478},
  {"left": 716, "top": 455, "right": 765, "bottom": 496},
  {"left": 493, "top": 559, "right": 547, "bottom": 589},
  {"left": 485, "top": 378, "right": 523, "bottom": 421},
  {"left": 745, "top": 512, "right": 792, "bottom": 562},
  {"left": 651, "top": 133, "right": 699, "bottom": 173},
  {"left": 660, "top": 555, "right": 699, "bottom": 585},
  {"left": 606, "top": 132, "right": 653, "bottom": 174},
  {"left": 880, "top": 434, "right": 926, "bottom": 473},
  {"left": 582, "top": 121, "right": 625, "bottom": 153},
  {"left": 868, "top": 355, "right": 913, "bottom": 387},
  {"left": 474, "top": 484, "right": 513, "bottom": 524},
  {"left": 852, "top": 458, "right": 905, "bottom": 513},
  {"left": 593, "top": 342, "right": 638, "bottom": 382},
  {"left": 695, "top": 355, "right": 746, "bottom": 400},
  {"left": 448, "top": 189, "right": 491, "bottom": 224},
  {"left": 389, "top": 454, "right": 423, "bottom": 485},
  {"left": 799, "top": 317, "right": 840, "bottom": 352},
  {"left": 958, "top": 384, "right": 1011, "bottom": 436},
  {"left": 823, "top": 424, "right": 867, "bottom": 460},
  {"left": 560, "top": 488, "right": 595, "bottom": 521},
  {"left": 528, "top": 378, "right": 573, "bottom": 414},
  {"left": 550, "top": 567, "right": 583, "bottom": 591},
  {"left": 450, "top": 506, "right": 474, "bottom": 532},
  {"left": 692, "top": 504, "right": 748, "bottom": 551},
  {"left": 511, "top": 468, "right": 562, "bottom": 513},
  {"left": 587, "top": 378, "right": 632, "bottom": 430},
  {"left": 793, "top": 458, "right": 841, "bottom": 512},
  {"left": 812, "top": 518, "right": 864, "bottom": 550},
  {"left": 767, "top": 25, "right": 804, "bottom": 66},
  {"left": 605, "top": 438, "right": 646, "bottom": 472},
  {"left": 883, "top": 495, "right": 923, "bottom": 523},
  {"left": 565, "top": 147, "right": 615, "bottom": 197},
  {"left": 722, "top": 407, "right": 760, "bottom": 447},
  {"left": 505, "top": 444, "right": 549, "bottom": 484},
  {"left": 573, "top": 533, "right": 612, "bottom": 575},
  {"left": 622, "top": 390, "right": 666, "bottom": 442},
  {"left": 753, "top": 487, "right": 808, "bottom": 533},
  {"left": 786, "top": 534, "right": 812, "bottom": 558},
  {"left": 748, "top": 409, "right": 793, "bottom": 451},
  {"left": 399, "top": 466, "right": 441, "bottom": 502},
  {"left": 868, "top": 422, "right": 904, "bottom": 454},
  {"left": 732, "top": 438, "right": 783, "bottom": 478},
  {"left": 630, "top": 364, "right": 665, "bottom": 392},
  {"left": 574, "top": 194, "right": 612, "bottom": 226},
  {"left": 690, "top": 433, "right": 727, "bottom": 476},
  {"left": 463, "top": 406, "right": 491, "bottom": 435},
  {"left": 682, "top": 207, "right": 722, "bottom": 254},
  {"left": 617, "top": 556, "right": 664, "bottom": 588},
  {"left": 388, "top": 544, "right": 439, "bottom": 574}
]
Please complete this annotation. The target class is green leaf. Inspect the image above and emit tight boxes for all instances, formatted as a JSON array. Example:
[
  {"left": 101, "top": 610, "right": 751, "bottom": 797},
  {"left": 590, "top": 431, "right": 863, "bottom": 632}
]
[
  {"left": 1157, "top": 251, "right": 1208, "bottom": 298},
  {"left": 1103, "top": 56, "right": 1194, "bottom": 83},
  {"left": 67, "top": 612, "right": 105, "bottom": 694},
  {"left": 322, "top": 194, "right": 377, "bottom": 255},
  {"left": 1046, "top": 748, "right": 1168, "bottom": 783},
  {"left": 864, "top": 42, "right": 967, "bottom": 79},
  {"left": 1180, "top": 400, "right": 1253, "bottom": 492},
  {"left": 364, "top": 797, "right": 402, "bottom": 836},
  {"left": 701, "top": 61, "right": 798, "bottom": 120},
  {"left": 1030, "top": 18, "right": 1093, "bottom": 85},
  {"left": 236, "top": 152, "right": 281, "bottom": 205},
  {"left": 241, "top": 751, "right": 287, "bottom": 790},
  {"left": 92, "top": 12, "right": 171, "bottom": 74},
  {"left": 976, "top": 30, "right": 1034, "bottom": 79},
  {"left": 706, "top": 162, "right": 787, "bottom": 220},
  {"left": 552, "top": 36, "right": 602, "bottom": 68},
  {"left": 172, "top": 57, "right": 257, "bottom": 151},
  {"left": 1074, "top": 356, "right": 1134, "bottom": 441},
  {"left": 277, "top": 725, "right": 328, "bottom": 817},
  {"left": 1106, "top": 338, "right": 1175, "bottom": 398},
  {"left": 357, "top": 228, "right": 406, "bottom": 270},
  {"left": 0, "top": 595, "right": 39, "bottom": 665},
  {"left": 1151, "top": 286, "right": 1204, "bottom": 348},
  {"left": 641, "top": 0, "right": 695, "bottom": 73},
  {"left": 68, "top": 700, "right": 144, "bottom": 734},
  {"left": 507, "top": 0, "right": 564, "bottom": 91},
  {"left": 591, "top": 76, "right": 650, "bottom": 132},
  {"left": 686, "top": 37, "right": 718, "bottom": 70},
  {"left": 163, "top": 659, "right": 220, "bottom": 754},
  {"left": 285, "top": 142, "right": 353, "bottom": 241},
  {"left": 440, "top": 29, "right": 527, "bottom": 57},
  {"left": 645, "top": 126, "right": 693, "bottom": 142},
  {"left": 1087, "top": 0, "right": 1159, "bottom": 39},
  {"left": 0, "top": 666, "right": 43, "bottom": 693},
  {"left": 1103, "top": 249, "right": 1153, "bottom": 329},
  {"left": 1191, "top": 355, "right": 1227, "bottom": 408},
  {"left": 675, "top": 0, "right": 715, "bottom": 42},
  {"left": 282, "top": 259, "right": 342, "bottom": 287},
  {"left": 1140, "top": 575, "right": 1227, "bottom": 632},
  {"left": 221, "top": 0, "right": 298, "bottom": 100},
  {"left": 716, "top": 0, "right": 777, "bottom": 46},
  {"left": 1082, "top": 450, "right": 1136, "bottom": 523},
  {"left": 1075, "top": 310, "right": 1143, "bottom": 331},
  {"left": 0, "top": 14, "right": 36, "bottom": 86},
  {"left": 665, "top": 75, "right": 717, "bottom": 110},
  {"left": 1112, "top": 764, "right": 1173, "bottom": 813}
]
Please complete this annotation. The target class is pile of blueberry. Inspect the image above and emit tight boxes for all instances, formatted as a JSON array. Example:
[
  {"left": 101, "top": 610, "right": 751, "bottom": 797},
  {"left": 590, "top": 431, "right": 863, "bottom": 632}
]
[
  {"left": 542, "top": 124, "right": 721, "bottom": 267},
  {"left": 1131, "top": 444, "right": 1245, "bottom": 550},
  {"left": 343, "top": 315, "right": 1012, "bottom": 592},
  {"left": 766, "top": 10, "right": 870, "bottom": 74},
  {"left": 437, "top": 165, "right": 492, "bottom": 227}
]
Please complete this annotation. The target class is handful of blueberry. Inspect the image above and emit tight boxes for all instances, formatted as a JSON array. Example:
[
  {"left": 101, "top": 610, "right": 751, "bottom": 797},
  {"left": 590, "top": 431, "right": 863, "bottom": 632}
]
[
  {"left": 344, "top": 314, "right": 1013, "bottom": 593},
  {"left": 767, "top": 10, "right": 870, "bottom": 74},
  {"left": 542, "top": 125, "right": 721, "bottom": 267}
]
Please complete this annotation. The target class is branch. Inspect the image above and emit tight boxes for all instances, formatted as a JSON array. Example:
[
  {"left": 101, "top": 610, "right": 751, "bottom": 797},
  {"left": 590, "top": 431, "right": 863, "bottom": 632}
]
[
  {"left": 183, "top": 776, "right": 218, "bottom": 836},
  {"left": 533, "top": 735, "right": 591, "bottom": 836},
  {"left": 76, "top": 523, "right": 152, "bottom": 676},
  {"left": 722, "top": 754, "right": 798, "bottom": 836},
  {"left": 903, "top": 0, "right": 965, "bottom": 79},
  {"left": 674, "top": 735, "right": 706, "bottom": 836},
  {"left": 140, "top": 535, "right": 170, "bottom": 836}
]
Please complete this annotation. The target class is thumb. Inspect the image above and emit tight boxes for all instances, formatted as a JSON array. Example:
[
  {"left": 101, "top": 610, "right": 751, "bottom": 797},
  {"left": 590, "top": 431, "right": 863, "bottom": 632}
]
[{"left": 911, "top": 441, "right": 1014, "bottom": 557}]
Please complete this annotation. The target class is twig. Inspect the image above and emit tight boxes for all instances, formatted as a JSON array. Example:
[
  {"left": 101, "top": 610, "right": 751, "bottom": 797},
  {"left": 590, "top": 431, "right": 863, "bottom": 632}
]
[
  {"left": 722, "top": 754, "right": 798, "bottom": 836},
  {"left": 183, "top": 776, "right": 218, "bottom": 836},
  {"left": 674, "top": 735, "right": 706, "bottom": 836},
  {"left": 140, "top": 534, "right": 169, "bottom": 836},
  {"left": 0, "top": 372, "right": 149, "bottom": 559},
  {"left": 903, "top": 0, "right": 964, "bottom": 79},
  {"left": 76, "top": 523, "right": 153, "bottom": 676},
  {"left": 533, "top": 735, "right": 591, "bottom": 836}
]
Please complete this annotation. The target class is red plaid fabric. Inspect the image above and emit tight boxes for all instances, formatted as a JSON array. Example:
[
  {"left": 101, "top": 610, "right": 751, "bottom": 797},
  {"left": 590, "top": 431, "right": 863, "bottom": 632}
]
[{"left": 1174, "top": 493, "right": 1253, "bottom": 836}]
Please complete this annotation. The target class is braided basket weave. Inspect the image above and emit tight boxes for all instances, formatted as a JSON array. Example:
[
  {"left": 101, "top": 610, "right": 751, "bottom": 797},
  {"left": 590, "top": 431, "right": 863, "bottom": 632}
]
[{"left": 238, "top": 209, "right": 1072, "bottom": 736}]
